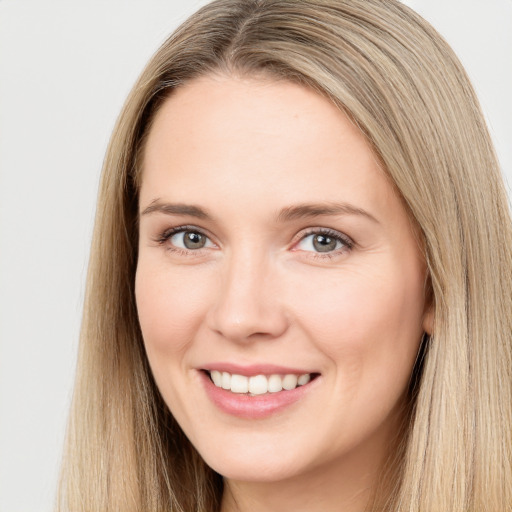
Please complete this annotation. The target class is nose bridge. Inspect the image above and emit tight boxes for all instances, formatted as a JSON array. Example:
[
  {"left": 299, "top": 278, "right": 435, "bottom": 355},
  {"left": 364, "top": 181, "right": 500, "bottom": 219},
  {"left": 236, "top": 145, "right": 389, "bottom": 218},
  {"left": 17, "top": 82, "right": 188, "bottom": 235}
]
[{"left": 208, "top": 245, "right": 288, "bottom": 342}]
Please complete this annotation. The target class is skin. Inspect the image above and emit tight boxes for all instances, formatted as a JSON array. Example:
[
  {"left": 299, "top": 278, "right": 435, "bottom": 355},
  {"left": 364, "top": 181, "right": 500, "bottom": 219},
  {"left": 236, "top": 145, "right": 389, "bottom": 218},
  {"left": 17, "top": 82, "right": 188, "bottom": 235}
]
[{"left": 135, "top": 74, "right": 433, "bottom": 512}]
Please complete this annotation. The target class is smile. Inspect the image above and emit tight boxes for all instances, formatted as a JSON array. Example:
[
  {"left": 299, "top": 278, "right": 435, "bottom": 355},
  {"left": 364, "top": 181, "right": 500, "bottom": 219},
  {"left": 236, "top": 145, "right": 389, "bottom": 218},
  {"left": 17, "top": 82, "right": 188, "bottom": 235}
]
[
  {"left": 208, "top": 370, "right": 314, "bottom": 395},
  {"left": 199, "top": 364, "right": 321, "bottom": 419}
]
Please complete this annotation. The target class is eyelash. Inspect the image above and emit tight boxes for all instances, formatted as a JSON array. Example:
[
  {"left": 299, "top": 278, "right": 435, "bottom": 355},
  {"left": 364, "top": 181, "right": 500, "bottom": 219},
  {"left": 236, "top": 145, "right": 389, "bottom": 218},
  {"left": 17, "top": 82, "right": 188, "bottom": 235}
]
[
  {"left": 154, "top": 225, "right": 213, "bottom": 256},
  {"left": 154, "top": 225, "right": 354, "bottom": 259},
  {"left": 295, "top": 228, "right": 354, "bottom": 259}
]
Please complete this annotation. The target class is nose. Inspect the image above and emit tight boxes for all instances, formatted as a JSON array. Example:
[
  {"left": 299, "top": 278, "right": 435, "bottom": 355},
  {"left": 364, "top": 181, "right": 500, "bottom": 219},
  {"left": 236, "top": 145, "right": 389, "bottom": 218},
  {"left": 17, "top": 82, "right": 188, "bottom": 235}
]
[{"left": 207, "top": 250, "right": 289, "bottom": 343}]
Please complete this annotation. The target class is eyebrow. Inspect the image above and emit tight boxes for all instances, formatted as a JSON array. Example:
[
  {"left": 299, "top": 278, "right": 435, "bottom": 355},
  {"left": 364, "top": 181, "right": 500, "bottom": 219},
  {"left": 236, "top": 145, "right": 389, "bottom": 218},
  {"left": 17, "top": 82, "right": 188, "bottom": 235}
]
[
  {"left": 141, "top": 200, "right": 212, "bottom": 219},
  {"left": 276, "top": 202, "right": 379, "bottom": 224},
  {"left": 140, "top": 200, "right": 378, "bottom": 224}
]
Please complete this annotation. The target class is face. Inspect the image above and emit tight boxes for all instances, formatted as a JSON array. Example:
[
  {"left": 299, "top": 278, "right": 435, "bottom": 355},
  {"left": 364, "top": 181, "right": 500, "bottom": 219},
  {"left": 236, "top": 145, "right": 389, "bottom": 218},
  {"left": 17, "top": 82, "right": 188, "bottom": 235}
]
[{"left": 136, "top": 75, "right": 432, "bottom": 485}]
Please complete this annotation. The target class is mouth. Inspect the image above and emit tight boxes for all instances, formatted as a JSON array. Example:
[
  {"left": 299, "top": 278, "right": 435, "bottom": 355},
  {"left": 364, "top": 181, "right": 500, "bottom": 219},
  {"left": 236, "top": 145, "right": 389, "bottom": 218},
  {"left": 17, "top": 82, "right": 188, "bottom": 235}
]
[
  {"left": 199, "top": 366, "right": 321, "bottom": 419},
  {"left": 204, "top": 369, "right": 320, "bottom": 396}
]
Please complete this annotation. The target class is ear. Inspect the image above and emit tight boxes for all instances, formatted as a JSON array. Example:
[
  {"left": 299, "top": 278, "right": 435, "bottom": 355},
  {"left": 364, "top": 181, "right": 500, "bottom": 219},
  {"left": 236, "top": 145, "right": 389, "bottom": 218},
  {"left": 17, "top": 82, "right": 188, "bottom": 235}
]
[
  {"left": 422, "top": 303, "right": 434, "bottom": 335},
  {"left": 421, "top": 270, "right": 434, "bottom": 335}
]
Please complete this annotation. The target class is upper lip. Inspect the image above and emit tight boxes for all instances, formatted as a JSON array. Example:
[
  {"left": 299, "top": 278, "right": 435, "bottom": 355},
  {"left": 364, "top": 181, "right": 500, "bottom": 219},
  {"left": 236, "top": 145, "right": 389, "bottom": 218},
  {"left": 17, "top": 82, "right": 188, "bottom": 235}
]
[{"left": 200, "top": 362, "right": 317, "bottom": 377}]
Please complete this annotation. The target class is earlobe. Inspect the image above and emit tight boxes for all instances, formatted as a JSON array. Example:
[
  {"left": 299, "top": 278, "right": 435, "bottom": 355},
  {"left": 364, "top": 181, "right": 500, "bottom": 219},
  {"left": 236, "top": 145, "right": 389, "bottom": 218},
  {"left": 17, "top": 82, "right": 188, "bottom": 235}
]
[
  {"left": 422, "top": 305, "right": 434, "bottom": 335},
  {"left": 422, "top": 272, "right": 434, "bottom": 335}
]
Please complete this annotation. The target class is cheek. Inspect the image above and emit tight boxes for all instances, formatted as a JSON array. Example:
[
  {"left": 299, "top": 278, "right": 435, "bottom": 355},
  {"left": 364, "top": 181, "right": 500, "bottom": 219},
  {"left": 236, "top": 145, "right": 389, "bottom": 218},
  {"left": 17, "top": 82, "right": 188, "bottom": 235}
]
[
  {"left": 289, "top": 262, "right": 426, "bottom": 392},
  {"left": 135, "top": 262, "right": 213, "bottom": 358}
]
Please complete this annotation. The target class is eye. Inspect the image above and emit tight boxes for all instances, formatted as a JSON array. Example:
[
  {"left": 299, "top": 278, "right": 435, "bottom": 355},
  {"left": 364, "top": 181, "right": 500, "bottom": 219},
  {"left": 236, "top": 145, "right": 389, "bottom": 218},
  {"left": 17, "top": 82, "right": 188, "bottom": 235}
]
[
  {"left": 295, "top": 230, "right": 352, "bottom": 254},
  {"left": 154, "top": 226, "right": 216, "bottom": 252},
  {"left": 169, "top": 229, "right": 214, "bottom": 250}
]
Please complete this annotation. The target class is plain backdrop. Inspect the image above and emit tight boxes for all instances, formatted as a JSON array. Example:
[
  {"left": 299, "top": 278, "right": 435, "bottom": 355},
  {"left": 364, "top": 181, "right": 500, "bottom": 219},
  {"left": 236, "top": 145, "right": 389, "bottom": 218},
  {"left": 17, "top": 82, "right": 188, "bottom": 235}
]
[{"left": 0, "top": 1, "right": 510, "bottom": 511}]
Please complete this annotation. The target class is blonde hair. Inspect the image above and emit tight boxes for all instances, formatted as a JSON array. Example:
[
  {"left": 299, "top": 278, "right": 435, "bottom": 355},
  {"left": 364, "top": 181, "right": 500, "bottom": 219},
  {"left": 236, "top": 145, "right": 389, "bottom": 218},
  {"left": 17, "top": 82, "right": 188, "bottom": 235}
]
[{"left": 57, "top": 1, "right": 512, "bottom": 510}]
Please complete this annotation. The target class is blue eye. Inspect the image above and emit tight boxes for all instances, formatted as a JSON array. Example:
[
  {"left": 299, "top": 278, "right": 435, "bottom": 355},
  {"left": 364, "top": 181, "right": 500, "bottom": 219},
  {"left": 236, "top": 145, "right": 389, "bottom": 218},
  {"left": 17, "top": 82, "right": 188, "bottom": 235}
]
[
  {"left": 168, "top": 229, "right": 214, "bottom": 250},
  {"left": 296, "top": 231, "right": 349, "bottom": 253}
]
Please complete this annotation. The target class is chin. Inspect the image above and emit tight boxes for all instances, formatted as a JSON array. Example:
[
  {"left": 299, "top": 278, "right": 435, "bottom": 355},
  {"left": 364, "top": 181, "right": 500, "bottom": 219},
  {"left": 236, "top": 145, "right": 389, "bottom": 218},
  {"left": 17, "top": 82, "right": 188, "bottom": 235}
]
[
  {"left": 196, "top": 440, "right": 307, "bottom": 483},
  {"left": 208, "top": 459, "right": 302, "bottom": 483}
]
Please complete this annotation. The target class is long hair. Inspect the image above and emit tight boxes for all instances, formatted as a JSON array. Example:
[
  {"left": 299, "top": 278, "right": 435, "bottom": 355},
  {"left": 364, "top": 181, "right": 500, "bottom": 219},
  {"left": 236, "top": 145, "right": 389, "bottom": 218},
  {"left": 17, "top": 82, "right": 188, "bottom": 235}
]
[{"left": 57, "top": 1, "right": 512, "bottom": 510}]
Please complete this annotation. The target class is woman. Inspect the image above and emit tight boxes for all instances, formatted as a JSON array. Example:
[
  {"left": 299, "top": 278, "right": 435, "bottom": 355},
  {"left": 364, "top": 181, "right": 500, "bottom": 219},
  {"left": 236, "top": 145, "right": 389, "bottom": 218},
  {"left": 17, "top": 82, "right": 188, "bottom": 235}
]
[{"left": 57, "top": 0, "right": 512, "bottom": 510}]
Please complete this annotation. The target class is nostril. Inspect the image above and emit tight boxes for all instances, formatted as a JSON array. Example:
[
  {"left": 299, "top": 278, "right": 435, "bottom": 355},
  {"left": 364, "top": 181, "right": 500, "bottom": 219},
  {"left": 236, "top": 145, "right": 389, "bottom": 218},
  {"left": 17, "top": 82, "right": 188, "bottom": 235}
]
[{"left": 206, "top": 277, "right": 289, "bottom": 342}]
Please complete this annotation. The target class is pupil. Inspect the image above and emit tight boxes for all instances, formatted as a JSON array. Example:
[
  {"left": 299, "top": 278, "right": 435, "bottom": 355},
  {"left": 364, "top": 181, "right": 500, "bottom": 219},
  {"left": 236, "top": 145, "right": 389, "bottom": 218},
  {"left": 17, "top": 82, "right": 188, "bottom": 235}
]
[
  {"left": 184, "top": 232, "right": 205, "bottom": 249},
  {"left": 313, "top": 234, "right": 336, "bottom": 252}
]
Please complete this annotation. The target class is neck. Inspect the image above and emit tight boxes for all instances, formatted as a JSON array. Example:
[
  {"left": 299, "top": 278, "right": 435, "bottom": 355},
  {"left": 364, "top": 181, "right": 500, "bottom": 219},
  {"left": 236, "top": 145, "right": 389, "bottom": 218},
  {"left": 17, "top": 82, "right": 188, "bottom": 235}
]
[{"left": 221, "top": 464, "right": 372, "bottom": 512}]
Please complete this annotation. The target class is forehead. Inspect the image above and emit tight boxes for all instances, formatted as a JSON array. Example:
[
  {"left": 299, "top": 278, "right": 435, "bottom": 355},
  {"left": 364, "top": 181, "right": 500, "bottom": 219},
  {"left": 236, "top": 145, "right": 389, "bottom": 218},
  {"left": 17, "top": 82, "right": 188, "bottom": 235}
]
[{"left": 140, "top": 74, "right": 396, "bottom": 216}]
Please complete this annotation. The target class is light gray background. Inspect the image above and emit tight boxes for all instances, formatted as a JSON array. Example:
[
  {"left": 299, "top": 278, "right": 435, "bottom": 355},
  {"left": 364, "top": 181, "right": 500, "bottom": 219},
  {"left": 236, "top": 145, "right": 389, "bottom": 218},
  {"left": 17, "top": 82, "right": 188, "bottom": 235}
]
[{"left": 0, "top": 1, "right": 510, "bottom": 511}]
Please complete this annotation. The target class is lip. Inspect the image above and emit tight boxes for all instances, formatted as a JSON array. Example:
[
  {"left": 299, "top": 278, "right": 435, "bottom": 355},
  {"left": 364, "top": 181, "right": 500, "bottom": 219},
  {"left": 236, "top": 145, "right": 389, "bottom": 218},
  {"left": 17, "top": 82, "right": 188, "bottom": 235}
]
[{"left": 199, "top": 368, "right": 320, "bottom": 419}]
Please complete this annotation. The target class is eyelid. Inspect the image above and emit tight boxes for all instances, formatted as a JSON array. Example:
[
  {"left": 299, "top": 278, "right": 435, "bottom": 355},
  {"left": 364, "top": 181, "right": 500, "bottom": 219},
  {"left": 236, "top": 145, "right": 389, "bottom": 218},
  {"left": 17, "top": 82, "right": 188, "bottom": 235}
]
[
  {"left": 154, "top": 225, "right": 217, "bottom": 250},
  {"left": 152, "top": 224, "right": 353, "bottom": 258},
  {"left": 291, "top": 227, "right": 354, "bottom": 255}
]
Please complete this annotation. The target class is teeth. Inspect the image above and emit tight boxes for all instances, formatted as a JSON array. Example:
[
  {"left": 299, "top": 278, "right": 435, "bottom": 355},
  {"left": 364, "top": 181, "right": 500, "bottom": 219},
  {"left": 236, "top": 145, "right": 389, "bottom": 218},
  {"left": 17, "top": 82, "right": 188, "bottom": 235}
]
[
  {"left": 221, "top": 371, "right": 231, "bottom": 390},
  {"left": 231, "top": 374, "right": 249, "bottom": 393},
  {"left": 209, "top": 371, "right": 312, "bottom": 394},
  {"left": 211, "top": 370, "right": 222, "bottom": 387},
  {"left": 249, "top": 375, "right": 268, "bottom": 395},
  {"left": 268, "top": 374, "right": 282, "bottom": 393},
  {"left": 298, "top": 374, "right": 311, "bottom": 386},
  {"left": 282, "top": 374, "right": 298, "bottom": 390}
]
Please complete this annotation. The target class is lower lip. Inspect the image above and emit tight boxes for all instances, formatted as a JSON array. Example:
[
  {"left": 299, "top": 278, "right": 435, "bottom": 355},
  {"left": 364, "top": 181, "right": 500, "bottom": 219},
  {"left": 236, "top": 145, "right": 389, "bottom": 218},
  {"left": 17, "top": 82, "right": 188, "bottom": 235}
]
[{"left": 200, "top": 371, "right": 318, "bottom": 419}]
